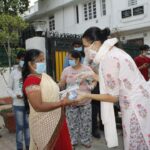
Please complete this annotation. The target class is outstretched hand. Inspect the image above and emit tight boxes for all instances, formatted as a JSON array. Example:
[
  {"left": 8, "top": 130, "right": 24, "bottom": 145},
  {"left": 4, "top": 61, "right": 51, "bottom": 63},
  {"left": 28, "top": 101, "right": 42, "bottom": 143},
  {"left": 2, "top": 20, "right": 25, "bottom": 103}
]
[
  {"left": 76, "top": 91, "right": 87, "bottom": 101},
  {"left": 60, "top": 96, "right": 80, "bottom": 106}
]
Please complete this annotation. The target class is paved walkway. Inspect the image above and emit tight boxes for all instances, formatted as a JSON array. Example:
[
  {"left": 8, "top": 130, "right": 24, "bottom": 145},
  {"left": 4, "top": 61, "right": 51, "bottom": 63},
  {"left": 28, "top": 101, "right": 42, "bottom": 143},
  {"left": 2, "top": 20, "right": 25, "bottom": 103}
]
[{"left": 0, "top": 116, "right": 124, "bottom": 150}]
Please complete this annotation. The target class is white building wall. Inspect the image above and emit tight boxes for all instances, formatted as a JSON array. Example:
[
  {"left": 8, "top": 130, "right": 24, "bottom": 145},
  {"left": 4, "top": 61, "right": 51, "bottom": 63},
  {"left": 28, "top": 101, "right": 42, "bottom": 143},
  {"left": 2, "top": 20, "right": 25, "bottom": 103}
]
[
  {"left": 74, "top": 0, "right": 110, "bottom": 34},
  {"left": 38, "top": 0, "right": 73, "bottom": 15},
  {"left": 33, "top": 16, "right": 49, "bottom": 31},
  {"left": 54, "top": 0, "right": 111, "bottom": 34},
  {"left": 26, "top": 0, "right": 150, "bottom": 44},
  {"left": 25, "top": 37, "right": 46, "bottom": 53},
  {"left": 55, "top": 11, "right": 64, "bottom": 33},
  {"left": 55, "top": 5, "right": 76, "bottom": 33},
  {"left": 112, "top": 0, "right": 150, "bottom": 31},
  {"left": 144, "top": 32, "right": 150, "bottom": 45},
  {"left": 121, "top": 31, "right": 150, "bottom": 46}
]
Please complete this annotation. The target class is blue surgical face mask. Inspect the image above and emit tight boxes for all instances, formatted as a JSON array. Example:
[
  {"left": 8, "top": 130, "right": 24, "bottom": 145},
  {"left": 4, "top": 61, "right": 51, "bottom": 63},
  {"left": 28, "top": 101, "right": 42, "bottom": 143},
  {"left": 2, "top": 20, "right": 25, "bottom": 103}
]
[
  {"left": 19, "top": 60, "right": 24, "bottom": 68},
  {"left": 35, "top": 62, "right": 46, "bottom": 74},
  {"left": 74, "top": 47, "right": 82, "bottom": 52},
  {"left": 69, "top": 60, "right": 76, "bottom": 67}
]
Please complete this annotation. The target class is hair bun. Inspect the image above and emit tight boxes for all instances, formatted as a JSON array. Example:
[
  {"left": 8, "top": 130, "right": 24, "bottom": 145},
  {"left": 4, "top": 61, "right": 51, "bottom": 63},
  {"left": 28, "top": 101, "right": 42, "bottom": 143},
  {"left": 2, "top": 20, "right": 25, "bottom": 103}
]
[{"left": 102, "top": 28, "right": 110, "bottom": 37}]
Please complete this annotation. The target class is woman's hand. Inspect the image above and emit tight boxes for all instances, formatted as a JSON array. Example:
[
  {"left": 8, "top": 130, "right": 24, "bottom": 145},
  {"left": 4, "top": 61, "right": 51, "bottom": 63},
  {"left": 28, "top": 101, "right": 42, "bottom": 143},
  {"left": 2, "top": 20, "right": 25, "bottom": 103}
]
[
  {"left": 60, "top": 97, "right": 79, "bottom": 106},
  {"left": 76, "top": 91, "right": 88, "bottom": 101}
]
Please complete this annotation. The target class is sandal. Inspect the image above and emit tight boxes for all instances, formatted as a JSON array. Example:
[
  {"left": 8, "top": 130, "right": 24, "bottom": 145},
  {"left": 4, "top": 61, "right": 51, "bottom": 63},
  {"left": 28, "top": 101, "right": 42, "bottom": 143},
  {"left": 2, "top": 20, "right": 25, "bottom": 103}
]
[
  {"left": 82, "top": 144, "right": 92, "bottom": 148},
  {"left": 72, "top": 144, "right": 78, "bottom": 150}
]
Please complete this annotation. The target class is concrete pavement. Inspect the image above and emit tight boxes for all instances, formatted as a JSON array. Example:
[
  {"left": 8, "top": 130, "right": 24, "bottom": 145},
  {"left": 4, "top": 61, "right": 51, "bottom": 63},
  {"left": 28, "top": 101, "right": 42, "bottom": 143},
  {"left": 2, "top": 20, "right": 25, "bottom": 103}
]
[{"left": 0, "top": 116, "right": 124, "bottom": 150}]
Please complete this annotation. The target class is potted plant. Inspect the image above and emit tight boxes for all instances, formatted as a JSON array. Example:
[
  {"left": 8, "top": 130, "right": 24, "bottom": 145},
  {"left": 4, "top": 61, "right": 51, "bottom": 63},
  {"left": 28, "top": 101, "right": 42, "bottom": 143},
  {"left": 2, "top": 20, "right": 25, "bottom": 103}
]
[{"left": 0, "top": 107, "right": 16, "bottom": 133}]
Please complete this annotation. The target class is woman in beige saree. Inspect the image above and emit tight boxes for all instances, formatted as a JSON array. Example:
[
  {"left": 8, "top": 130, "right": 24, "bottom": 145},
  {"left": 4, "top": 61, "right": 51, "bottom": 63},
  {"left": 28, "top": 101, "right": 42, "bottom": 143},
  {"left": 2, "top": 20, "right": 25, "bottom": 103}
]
[{"left": 22, "top": 49, "right": 75, "bottom": 150}]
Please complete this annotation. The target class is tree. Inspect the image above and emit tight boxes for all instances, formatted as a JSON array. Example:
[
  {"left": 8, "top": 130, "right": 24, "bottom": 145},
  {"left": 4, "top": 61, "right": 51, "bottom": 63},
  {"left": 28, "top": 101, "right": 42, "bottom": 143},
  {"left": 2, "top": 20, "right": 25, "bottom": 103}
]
[
  {"left": 0, "top": 14, "right": 28, "bottom": 71},
  {"left": 0, "top": 0, "right": 29, "bottom": 15}
]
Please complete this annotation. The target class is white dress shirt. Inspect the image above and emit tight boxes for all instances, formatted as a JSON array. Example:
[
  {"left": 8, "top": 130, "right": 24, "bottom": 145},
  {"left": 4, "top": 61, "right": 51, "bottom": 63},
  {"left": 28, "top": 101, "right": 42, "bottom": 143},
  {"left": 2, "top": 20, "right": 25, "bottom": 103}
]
[{"left": 7, "top": 65, "right": 25, "bottom": 106}]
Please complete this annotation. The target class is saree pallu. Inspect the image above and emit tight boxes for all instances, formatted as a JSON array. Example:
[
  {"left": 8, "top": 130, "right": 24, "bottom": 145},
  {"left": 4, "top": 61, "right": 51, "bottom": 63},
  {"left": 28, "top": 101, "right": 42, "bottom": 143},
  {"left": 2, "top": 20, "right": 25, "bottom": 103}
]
[{"left": 24, "top": 73, "right": 72, "bottom": 150}]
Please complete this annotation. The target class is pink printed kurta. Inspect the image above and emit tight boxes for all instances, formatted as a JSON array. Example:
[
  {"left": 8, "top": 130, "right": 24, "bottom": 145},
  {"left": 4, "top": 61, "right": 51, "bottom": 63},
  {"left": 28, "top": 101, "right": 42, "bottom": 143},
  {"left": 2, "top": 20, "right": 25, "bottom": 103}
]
[{"left": 99, "top": 47, "right": 150, "bottom": 150}]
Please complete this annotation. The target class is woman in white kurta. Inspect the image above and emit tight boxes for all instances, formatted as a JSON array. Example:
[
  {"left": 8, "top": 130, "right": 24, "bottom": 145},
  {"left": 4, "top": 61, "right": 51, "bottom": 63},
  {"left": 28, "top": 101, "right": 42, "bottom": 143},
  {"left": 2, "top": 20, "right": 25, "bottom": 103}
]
[{"left": 79, "top": 27, "right": 150, "bottom": 150}]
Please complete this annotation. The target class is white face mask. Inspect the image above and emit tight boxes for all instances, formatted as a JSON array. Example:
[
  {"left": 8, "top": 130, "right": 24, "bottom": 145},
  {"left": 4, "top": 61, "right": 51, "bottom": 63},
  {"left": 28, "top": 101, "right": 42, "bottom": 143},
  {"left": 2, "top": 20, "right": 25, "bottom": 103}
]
[
  {"left": 19, "top": 60, "right": 24, "bottom": 68},
  {"left": 88, "top": 49, "right": 97, "bottom": 60},
  {"left": 84, "top": 43, "right": 97, "bottom": 61}
]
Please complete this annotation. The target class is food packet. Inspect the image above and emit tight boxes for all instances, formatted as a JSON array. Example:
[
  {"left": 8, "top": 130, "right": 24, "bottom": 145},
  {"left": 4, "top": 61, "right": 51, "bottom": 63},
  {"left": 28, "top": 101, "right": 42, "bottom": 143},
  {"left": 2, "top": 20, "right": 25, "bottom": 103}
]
[{"left": 59, "top": 84, "right": 79, "bottom": 100}]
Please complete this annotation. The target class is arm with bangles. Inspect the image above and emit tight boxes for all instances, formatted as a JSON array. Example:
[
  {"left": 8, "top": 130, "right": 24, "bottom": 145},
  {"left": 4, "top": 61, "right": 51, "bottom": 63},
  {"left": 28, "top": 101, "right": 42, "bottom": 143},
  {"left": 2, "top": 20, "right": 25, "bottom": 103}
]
[{"left": 26, "top": 87, "right": 75, "bottom": 112}]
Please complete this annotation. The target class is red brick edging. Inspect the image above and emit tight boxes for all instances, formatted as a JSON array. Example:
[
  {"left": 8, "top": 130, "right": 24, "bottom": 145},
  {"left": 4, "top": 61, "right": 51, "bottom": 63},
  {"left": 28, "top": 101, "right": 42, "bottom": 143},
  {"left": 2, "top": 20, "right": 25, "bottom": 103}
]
[{"left": 0, "top": 97, "right": 12, "bottom": 104}]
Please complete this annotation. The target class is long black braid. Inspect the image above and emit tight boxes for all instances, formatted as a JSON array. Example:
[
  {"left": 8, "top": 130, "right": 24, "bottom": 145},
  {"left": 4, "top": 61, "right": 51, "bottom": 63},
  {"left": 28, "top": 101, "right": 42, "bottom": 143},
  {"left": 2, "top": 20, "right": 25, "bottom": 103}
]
[{"left": 22, "top": 49, "right": 42, "bottom": 114}]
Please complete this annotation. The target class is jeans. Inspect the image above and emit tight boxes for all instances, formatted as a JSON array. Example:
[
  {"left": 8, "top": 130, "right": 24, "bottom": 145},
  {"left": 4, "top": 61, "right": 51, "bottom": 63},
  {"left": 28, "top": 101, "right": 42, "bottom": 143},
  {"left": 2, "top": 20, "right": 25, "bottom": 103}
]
[{"left": 13, "top": 106, "right": 30, "bottom": 150}]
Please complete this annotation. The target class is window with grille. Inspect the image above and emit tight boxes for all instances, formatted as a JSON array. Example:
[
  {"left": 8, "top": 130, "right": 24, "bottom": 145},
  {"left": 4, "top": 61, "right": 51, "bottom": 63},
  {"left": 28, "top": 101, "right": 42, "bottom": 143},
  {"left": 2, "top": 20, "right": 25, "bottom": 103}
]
[
  {"left": 128, "top": 0, "right": 137, "bottom": 6},
  {"left": 76, "top": 5, "right": 79, "bottom": 23},
  {"left": 101, "top": 0, "right": 106, "bottom": 16},
  {"left": 83, "top": 0, "right": 97, "bottom": 21},
  {"left": 49, "top": 16, "right": 55, "bottom": 31}
]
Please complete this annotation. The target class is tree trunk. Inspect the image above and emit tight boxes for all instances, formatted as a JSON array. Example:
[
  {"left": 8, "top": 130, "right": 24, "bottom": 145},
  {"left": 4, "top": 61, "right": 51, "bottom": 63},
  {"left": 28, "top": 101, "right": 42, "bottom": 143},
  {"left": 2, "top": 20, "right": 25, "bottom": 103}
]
[{"left": 7, "top": 39, "right": 11, "bottom": 73}]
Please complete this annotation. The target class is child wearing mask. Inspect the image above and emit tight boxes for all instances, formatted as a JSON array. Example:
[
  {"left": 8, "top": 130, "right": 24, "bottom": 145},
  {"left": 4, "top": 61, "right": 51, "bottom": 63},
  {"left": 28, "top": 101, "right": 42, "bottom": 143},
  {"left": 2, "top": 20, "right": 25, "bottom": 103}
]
[{"left": 63, "top": 40, "right": 84, "bottom": 68}]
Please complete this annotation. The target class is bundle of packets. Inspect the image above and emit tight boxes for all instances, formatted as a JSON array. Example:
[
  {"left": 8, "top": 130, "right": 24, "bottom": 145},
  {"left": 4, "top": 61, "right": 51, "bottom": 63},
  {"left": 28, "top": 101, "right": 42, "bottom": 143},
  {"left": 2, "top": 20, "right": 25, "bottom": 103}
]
[
  {"left": 75, "top": 71, "right": 94, "bottom": 82},
  {"left": 75, "top": 71, "right": 95, "bottom": 90},
  {"left": 59, "top": 85, "right": 79, "bottom": 100}
]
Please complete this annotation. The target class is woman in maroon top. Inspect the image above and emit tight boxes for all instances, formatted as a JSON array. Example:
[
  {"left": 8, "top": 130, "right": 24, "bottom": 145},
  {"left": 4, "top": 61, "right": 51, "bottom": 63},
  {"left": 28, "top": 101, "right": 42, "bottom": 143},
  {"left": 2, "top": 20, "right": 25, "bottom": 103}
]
[
  {"left": 22, "top": 49, "right": 76, "bottom": 150},
  {"left": 134, "top": 45, "right": 150, "bottom": 81}
]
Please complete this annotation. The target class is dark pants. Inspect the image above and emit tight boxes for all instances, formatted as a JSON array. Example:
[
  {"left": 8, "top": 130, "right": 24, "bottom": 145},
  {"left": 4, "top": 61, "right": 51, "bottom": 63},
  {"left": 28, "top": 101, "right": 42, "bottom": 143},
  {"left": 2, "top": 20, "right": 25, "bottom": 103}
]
[{"left": 91, "top": 83, "right": 103, "bottom": 133}]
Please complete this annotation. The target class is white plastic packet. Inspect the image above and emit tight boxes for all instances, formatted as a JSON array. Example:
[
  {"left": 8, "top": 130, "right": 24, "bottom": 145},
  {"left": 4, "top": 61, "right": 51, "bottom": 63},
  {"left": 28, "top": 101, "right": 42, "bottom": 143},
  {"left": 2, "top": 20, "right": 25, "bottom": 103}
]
[
  {"left": 75, "top": 71, "right": 94, "bottom": 84},
  {"left": 59, "top": 84, "right": 79, "bottom": 100}
]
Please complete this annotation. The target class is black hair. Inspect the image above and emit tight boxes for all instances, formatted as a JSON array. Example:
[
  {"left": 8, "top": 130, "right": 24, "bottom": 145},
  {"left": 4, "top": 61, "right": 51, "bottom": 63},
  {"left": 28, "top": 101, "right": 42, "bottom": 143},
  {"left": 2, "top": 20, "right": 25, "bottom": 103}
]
[
  {"left": 70, "top": 50, "right": 82, "bottom": 61},
  {"left": 140, "top": 44, "right": 149, "bottom": 51},
  {"left": 82, "top": 27, "right": 110, "bottom": 43},
  {"left": 72, "top": 40, "right": 82, "bottom": 47},
  {"left": 22, "top": 49, "right": 43, "bottom": 114},
  {"left": 72, "top": 40, "right": 85, "bottom": 57},
  {"left": 17, "top": 50, "right": 26, "bottom": 59}
]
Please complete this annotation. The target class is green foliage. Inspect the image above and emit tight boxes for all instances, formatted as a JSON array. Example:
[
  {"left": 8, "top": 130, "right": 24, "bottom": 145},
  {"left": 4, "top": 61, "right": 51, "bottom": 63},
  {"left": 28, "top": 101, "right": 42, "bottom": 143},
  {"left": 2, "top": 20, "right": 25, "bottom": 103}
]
[
  {"left": 0, "top": 0, "right": 29, "bottom": 15},
  {"left": 122, "top": 43, "right": 140, "bottom": 58},
  {"left": 11, "top": 47, "right": 26, "bottom": 65},
  {"left": 0, "top": 14, "right": 28, "bottom": 46},
  {"left": 0, "top": 47, "right": 8, "bottom": 66},
  {"left": 0, "top": 14, "right": 28, "bottom": 69}
]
